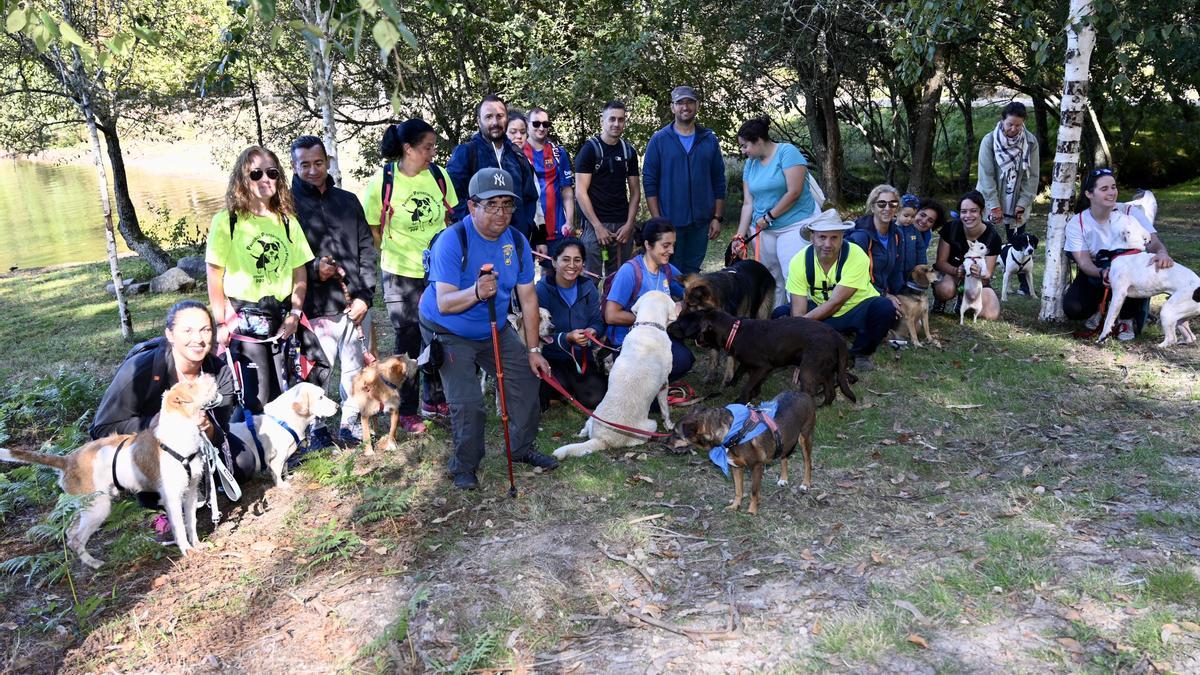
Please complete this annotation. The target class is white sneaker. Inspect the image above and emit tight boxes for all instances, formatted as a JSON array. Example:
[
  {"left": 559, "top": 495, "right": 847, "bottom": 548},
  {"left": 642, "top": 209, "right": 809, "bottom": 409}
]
[
  {"left": 1085, "top": 311, "right": 1102, "bottom": 331},
  {"left": 1117, "top": 319, "right": 1135, "bottom": 341}
]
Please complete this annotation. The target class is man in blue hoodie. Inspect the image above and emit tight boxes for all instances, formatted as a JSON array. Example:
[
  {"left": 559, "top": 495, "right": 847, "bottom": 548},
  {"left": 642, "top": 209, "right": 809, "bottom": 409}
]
[
  {"left": 447, "top": 94, "right": 540, "bottom": 244},
  {"left": 642, "top": 86, "right": 726, "bottom": 274}
]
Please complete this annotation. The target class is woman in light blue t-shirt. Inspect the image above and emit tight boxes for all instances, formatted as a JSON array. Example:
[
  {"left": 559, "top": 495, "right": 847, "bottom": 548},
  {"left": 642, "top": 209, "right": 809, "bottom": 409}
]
[{"left": 732, "top": 116, "right": 818, "bottom": 305}]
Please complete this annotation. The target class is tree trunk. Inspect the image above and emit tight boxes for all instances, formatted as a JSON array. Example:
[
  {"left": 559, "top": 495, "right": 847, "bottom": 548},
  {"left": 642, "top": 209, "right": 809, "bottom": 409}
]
[
  {"left": 100, "top": 125, "right": 174, "bottom": 274},
  {"left": 906, "top": 46, "right": 947, "bottom": 196},
  {"left": 298, "top": 0, "right": 340, "bottom": 184},
  {"left": 805, "top": 84, "right": 844, "bottom": 208},
  {"left": 74, "top": 51, "right": 132, "bottom": 340},
  {"left": 1032, "top": 92, "right": 1052, "bottom": 166},
  {"left": 1040, "top": 0, "right": 1096, "bottom": 322}
]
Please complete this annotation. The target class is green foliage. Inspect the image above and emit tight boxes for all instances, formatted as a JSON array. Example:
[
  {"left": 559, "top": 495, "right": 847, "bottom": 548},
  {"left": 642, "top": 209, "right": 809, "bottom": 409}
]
[
  {"left": 0, "top": 369, "right": 102, "bottom": 445},
  {"left": 352, "top": 484, "right": 415, "bottom": 524},
  {"left": 1143, "top": 567, "right": 1200, "bottom": 605},
  {"left": 429, "top": 628, "right": 502, "bottom": 675},
  {"left": 0, "top": 492, "right": 91, "bottom": 588},
  {"left": 298, "top": 518, "right": 363, "bottom": 569},
  {"left": 145, "top": 203, "right": 206, "bottom": 255},
  {"left": 358, "top": 585, "right": 429, "bottom": 670}
]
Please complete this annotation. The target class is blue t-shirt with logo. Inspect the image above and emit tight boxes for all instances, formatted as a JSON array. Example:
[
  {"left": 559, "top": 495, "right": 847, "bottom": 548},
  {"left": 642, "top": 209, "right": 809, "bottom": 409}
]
[
  {"left": 604, "top": 255, "right": 684, "bottom": 345},
  {"left": 419, "top": 217, "right": 535, "bottom": 340}
]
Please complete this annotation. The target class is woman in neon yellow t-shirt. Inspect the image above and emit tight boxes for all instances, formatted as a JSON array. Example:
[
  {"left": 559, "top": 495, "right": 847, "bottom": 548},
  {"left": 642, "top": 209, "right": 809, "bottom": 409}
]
[
  {"left": 206, "top": 145, "right": 314, "bottom": 411},
  {"left": 360, "top": 119, "right": 458, "bottom": 429}
]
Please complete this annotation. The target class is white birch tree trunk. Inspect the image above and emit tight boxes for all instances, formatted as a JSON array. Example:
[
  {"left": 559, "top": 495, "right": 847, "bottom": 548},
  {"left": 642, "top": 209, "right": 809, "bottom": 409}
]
[
  {"left": 297, "top": 0, "right": 340, "bottom": 184},
  {"left": 1040, "top": 0, "right": 1097, "bottom": 321}
]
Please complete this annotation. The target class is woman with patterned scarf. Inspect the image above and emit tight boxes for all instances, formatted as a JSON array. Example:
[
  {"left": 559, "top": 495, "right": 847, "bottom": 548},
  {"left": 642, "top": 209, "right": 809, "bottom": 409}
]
[{"left": 976, "top": 101, "right": 1040, "bottom": 294}]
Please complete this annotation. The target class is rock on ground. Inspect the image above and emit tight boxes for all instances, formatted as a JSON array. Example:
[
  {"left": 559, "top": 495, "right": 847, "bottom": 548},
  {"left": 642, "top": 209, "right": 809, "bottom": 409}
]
[{"left": 150, "top": 267, "right": 196, "bottom": 293}]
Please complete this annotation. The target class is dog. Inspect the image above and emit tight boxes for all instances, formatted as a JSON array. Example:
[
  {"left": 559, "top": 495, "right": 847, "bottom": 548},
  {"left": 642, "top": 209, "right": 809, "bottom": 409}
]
[
  {"left": 999, "top": 232, "right": 1039, "bottom": 301},
  {"left": 350, "top": 355, "right": 418, "bottom": 452},
  {"left": 680, "top": 259, "right": 776, "bottom": 384},
  {"left": 1097, "top": 219, "right": 1200, "bottom": 347},
  {"left": 669, "top": 309, "right": 855, "bottom": 405},
  {"left": 553, "top": 291, "right": 678, "bottom": 460},
  {"left": 673, "top": 390, "right": 816, "bottom": 515},
  {"left": 960, "top": 239, "right": 990, "bottom": 324},
  {"left": 0, "top": 376, "right": 221, "bottom": 569},
  {"left": 893, "top": 265, "right": 940, "bottom": 348},
  {"left": 229, "top": 383, "right": 339, "bottom": 485}
]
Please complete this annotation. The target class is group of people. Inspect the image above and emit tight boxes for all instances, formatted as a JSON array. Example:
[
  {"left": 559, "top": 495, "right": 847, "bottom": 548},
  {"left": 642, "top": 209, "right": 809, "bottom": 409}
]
[{"left": 87, "top": 92, "right": 1180, "bottom": 497}]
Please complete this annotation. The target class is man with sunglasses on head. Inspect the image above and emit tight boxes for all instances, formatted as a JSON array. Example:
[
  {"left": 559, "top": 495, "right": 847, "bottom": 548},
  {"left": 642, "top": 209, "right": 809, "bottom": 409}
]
[
  {"left": 523, "top": 107, "right": 575, "bottom": 255},
  {"left": 447, "top": 94, "right": 540, "bottom": 246},
  {"left": 642, "top": 85, "right": 726, "bottom": 274},
  {"left": 575, "top": 99, "right": 642, "bottom": 277},
  {"left": 419, "top": 168, "right": 560, "bottom": 491},
  {"left": 289, "top": 135, "right": 378, "bottom": 447}
]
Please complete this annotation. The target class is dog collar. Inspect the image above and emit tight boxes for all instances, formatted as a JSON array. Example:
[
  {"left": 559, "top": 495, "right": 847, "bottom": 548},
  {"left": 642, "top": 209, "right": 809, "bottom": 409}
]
[
  {"left": 724, "top": 320, "right": 741, "bottom": 352},
  {"left": 379, "top": 374, "right": 401, "bottom": 391},
  {"left": 633, "top": 321, "right": 667, "bottom": 332},
  {"left": 266, "top": 414, "right": 304, "bottom": 451}
]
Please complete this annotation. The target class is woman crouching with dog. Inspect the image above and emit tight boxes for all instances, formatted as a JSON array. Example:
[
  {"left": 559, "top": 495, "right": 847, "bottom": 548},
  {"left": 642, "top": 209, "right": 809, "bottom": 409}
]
[
  {"left": 932, "top": 190, "right": 1002, "bottom": 319},
  {"left": 604, "top": 218, "right": 695, "bottom": 389},
  {"left": 535, "top": 237, "right": 606, "bottom": 408},
  {"left": 206, "top": 145, "right": 314, "bottom": 413}
]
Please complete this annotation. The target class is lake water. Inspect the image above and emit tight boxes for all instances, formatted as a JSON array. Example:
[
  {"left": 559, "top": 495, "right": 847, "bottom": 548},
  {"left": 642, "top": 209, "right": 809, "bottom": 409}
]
[{"left": 0, "top": 158, "right": 227, "bottom": 270}]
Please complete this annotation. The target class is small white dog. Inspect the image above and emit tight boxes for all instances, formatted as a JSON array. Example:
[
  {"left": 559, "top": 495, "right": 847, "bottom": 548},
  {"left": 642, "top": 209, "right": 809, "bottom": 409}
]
[
  {"left": 228, "top": 383, "right": 339, "bottom": 486},
  {"left": 0, "top": 376, "right": 221, "bottom": 568},
  {"left": 960, "top": 239, "right": 990, "bottom": 324},
  {"left": 1097, "top": 219, "right": 1200, "bottom": 347},
  {"left": 553, "top": 291, "right": 678, "bottom": 460}
]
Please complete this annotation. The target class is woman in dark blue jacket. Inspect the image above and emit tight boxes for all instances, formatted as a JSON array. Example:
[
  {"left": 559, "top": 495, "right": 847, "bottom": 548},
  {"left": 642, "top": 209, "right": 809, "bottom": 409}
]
[
  {"left": 535, "top": 237, "right": 607, "bottom": 408},
  {"left": 848, "top": 184, "right": 906, "bottom": 297}
]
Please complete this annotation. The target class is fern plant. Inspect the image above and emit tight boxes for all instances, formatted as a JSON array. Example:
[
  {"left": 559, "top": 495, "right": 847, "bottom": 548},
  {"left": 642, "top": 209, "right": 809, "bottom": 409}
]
[
  {"left": 299, "top": 519, "right": 362, "bottom": 569},
  {"left": 352, "top": 485, "right": 416, "bottom": 524}
]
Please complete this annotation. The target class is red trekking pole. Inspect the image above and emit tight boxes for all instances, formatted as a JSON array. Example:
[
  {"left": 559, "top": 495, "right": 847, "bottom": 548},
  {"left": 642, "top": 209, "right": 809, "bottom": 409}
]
[{"left": 481, "top": 264, "right": 518, "bottom": 498}]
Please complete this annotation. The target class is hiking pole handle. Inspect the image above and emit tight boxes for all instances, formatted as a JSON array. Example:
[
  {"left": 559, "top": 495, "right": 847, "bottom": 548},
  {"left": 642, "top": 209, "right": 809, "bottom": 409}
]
[{"left": 479, "top": 264, "right": 496, "bottom": 322}]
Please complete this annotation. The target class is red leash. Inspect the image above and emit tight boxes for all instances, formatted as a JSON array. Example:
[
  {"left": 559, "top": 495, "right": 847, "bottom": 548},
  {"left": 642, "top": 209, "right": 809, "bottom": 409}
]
[{"left": 538, "top": 372, "right": 673, "bottom": 438}]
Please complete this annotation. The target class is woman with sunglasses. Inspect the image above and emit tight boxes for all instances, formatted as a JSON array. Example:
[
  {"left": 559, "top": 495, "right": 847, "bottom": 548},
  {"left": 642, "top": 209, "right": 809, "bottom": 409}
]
[
  {"left": 360, "top": 118, "right": 458, "bottom": 433},
  {"left": 1063, "top": 167, "right": 1174, "bottom": 340},
  {"left": 932, "top": 190, "right": 1002, "bottom": 319},
  {"left": 732, "top": 116, "right": 817, "bottom": 306},
  {"left": 206, "top": 146, "right": 314, "bottom": 412},
  {"left": 847, "top": 185, "right": 906, "bottom": 316}
]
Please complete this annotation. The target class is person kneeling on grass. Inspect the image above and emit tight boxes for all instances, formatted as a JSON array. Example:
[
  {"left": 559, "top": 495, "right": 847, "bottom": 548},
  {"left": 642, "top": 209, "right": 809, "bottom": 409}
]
[
  {"left": 418, "top": 167, "right": 560, "bottom": 491},
  {"left": 774, "top": 219, "right": 899, "bottom": 372},
  {"left": 932, "top": 190, "right": 1002, "bottom": 319}
]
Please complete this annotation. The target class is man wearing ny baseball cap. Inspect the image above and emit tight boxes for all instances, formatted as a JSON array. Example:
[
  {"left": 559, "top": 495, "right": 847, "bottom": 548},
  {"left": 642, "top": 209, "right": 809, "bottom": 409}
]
[
  {"left": 641, "top": 85, "right": 727, "bottom": 274},
  {"left": 419, "top": 167, "right": 560, "bottom": 490}
]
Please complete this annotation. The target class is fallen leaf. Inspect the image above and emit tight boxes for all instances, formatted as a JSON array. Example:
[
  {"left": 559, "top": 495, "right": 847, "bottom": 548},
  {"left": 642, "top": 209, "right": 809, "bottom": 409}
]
[
  {"left": 630, "top": 474, "right": 655, "bottom": 484},
  {"left": 801, "top": 548, "right": 815, "bottom": 561},
  {"left": 1061, "top": 609, "right": 1083, "bottom": 622},
  {"left": 431, "top": 508, "right": 463, "bottom": 524},
  {"left": 907, "top": 633, "right": 929, "bottom": 649},
  {"left": 836, "top": 481, "right": 856, "bottom": 489},
  {"left": 811, "top": 619, "right": 823, "bottom": 635},
  {"left": 935, "top": 481, "right": 950, "bottom": 490},
  {"left": 1179, "top": 621, "right": 1200, "bottom": 633},
  {"left": 152, "top": 575, "right": 168, "bottom": 589},
  {"left": 373, "top": 546, "right": 388, "bottom": 555},
  {"left": 1162, "top": 623, "right": 1180, "bottom": 644},
  {"left": 484, "top": 519, "right": 494, "bottom": 528},
  {"left": 250, "top": 540, "right": 276, "bottom": 553},
  {"left": 871, "top": 550, "right": 885, "bottom": 565},
  {"left": 1057, "top": 637, "right": 1084, "bottom": 653},
  {"left": 1022, "top": 465, "right": 1034, "bottom": 477}
]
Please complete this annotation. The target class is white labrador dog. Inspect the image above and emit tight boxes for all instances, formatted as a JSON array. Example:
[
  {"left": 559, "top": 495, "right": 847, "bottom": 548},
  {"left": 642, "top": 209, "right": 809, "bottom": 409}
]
[
  {"left": 1097, "top": 219, "right": 1200, "bottom": 347},
  {"left": 229, "top": 383, "right": 339, "bottom": 487},
  {"left": 553, "top": 291, "right": 678, "bottom": 460}
]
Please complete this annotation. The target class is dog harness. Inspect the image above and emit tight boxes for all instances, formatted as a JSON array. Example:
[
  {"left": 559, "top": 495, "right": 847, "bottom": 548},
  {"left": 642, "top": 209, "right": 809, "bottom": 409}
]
[
  {"left": 109, "top": 438, "right": 132, "bottom": 491},
  {"left": 709, "top": 401, "right": 783, "bottom": 477},
  {"left": 1001, "top": 244, "right": 1033, "bottom": 274},
  {"left": 112, "top": 435, "right": 196, "bottom": 492}
]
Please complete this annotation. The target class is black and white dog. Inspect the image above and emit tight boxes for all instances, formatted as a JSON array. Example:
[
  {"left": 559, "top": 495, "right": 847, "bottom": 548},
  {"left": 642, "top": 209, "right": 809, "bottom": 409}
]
[{"left": 999, "top": 232, "right": 1039, "bottom": 301}]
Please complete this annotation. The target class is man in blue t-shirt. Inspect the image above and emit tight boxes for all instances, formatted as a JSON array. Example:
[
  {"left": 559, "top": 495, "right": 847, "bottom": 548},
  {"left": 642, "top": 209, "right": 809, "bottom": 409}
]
[{"left": 419, "top": 167, "right": 559, "bottom": 489}]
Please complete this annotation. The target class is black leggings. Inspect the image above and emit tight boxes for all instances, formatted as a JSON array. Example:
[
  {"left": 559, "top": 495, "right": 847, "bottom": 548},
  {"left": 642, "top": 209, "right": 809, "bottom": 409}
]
[
  {"left": 383, "top": 272, "right": 443, "bottom": 415},
  {"left": 229, "top": 300, "right": 288, "bottom": 414},
  {"left": 1062, "top": 272, "right": 1148, "bottom": 329}
]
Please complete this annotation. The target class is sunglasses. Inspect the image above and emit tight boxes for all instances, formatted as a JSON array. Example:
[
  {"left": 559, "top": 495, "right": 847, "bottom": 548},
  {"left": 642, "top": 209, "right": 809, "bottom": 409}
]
[
  {"left": 1089, "top": 168, "right": 1114, "bottom": 177},
  {"left": 248, "top": 167, "right": 281, "bottom": 181},
  {"left": 530, "top": 120, "right": 551, "bottom": 129},
  {"left": 874, "top": 200, "right": 899, "bottom": 209}
]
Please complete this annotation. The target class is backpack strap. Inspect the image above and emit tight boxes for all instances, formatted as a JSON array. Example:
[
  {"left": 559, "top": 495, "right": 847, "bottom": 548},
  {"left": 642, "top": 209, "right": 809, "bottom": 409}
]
[
  {"left": 447, "top": 220, "right": 527, "bottom": 276},
  {"left": 456, "top": 221, "right": 469, "bottom": 273},
  {"left": 229, "top": 210, "right": 237, "bottom": 239},
  {"left": 429, "top": 163, "right": 452, "bottom": 225},
  {"left": 622, "top": 139, "right": 634, "bottom": 164},
  {"left": 805, "top": 243, "right": 850, "bottom": 301},
  {"left": 588, "top": 136, "right": 604, "bottom": 172},
  {"left": 627, "top": 259, "right": 644, "bottom": 308},
  {"left": 381, "top": 162, "right": 395, "bottom": 236}
]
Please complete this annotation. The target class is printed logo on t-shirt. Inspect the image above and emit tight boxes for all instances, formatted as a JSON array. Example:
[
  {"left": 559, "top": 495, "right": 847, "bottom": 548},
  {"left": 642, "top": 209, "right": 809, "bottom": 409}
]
[
  {"left": 245, "top": 233, "right": 287, "bottom": 282},
  {"left": 503, "top": 243, "right": 514, "bottom": 267},
  {"left": 394, "top": 191, "right": 441, "bottom": 234}
]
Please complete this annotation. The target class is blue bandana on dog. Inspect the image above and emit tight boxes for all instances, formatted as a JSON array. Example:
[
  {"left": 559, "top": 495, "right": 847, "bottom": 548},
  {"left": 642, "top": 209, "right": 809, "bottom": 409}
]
[{"left": 709, "top": 401, "right": 781, "bottom": 477}]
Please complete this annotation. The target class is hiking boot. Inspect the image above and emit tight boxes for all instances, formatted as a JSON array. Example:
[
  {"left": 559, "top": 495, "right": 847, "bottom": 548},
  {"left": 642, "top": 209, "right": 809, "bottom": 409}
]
[
  {"left": 931, "top": 299, "right": 946, "bottom": 314},
  {"left": 420, "top": 401, "right": 450, "bottom": 419},
  {"left": 1085, "top": 311, "right": 1102, "bottom": 331},
  {"left": 1117, "top": 319, "right": 1136, "bottom": 342},
  {"left": 518, "top": 450, "right": 560, "bottom": 471},
  {"left": 307, "top": 425, "right": 336, "bottom": 451},
  {"left": 452, "top": 472, "right": 479, "bottom": 490},
  {"left": 398, "top": 414, "right": 427, "bottom": 434},
  {"left": 853, "top": 356, "right": 875, "bottom": 372}
]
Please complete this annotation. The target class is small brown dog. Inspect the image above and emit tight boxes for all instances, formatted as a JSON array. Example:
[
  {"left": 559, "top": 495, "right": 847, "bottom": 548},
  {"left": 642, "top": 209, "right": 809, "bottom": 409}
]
[
  {"left": 673, "top": 390, "right": 816, "bottom": 515},
  {"left": 349, "top": 355, "right": 418, "bottom": 452},
  {"left": 893, "top": 264, "right": 941, "bottom": 348}
]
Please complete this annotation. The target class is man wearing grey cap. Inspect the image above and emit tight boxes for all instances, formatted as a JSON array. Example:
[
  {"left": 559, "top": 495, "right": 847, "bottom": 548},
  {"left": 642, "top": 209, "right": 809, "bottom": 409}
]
[
  {"left": 418, "top": 167, "right": 560, "bottom": 490},
  {"left": 641, "top": 85, "right": 726, "bottom": 274}
]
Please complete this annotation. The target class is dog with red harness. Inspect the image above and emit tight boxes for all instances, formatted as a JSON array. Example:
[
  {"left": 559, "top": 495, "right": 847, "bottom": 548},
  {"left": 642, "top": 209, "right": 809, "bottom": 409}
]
[{"left": 671, "top": 390, "right": 816, "bottom": 515}]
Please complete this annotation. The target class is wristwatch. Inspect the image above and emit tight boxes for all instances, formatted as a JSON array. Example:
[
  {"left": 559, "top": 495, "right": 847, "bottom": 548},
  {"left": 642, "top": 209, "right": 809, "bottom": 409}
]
[
  {"left": 528, "top": 347, "right": 542, "bottom": 354},
  {"left": 711, "top": 215, "right": 724, "bottom": 223}
]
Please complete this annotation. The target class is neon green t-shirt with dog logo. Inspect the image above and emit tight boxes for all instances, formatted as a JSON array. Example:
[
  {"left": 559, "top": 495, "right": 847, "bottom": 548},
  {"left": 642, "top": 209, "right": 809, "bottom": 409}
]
[
  {"left": 360, "top": 166, "right": 458, "bottom": 278},
  {"left": 206, "top": 210, "right": 314, "bottom": 302},
  {"left": 785, "top": 243, "right": 879, "bottom": 317}
]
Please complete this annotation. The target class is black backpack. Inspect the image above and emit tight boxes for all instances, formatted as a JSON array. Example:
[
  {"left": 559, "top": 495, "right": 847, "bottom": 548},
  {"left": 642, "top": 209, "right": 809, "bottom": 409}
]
[
  {"left": 422, "top": 221, "right": 528, "bottom": 282},
  {"left": 585, "top": 135, "right": 635, "bottom": 175},
  {"left": 804, "top": 242, "right": 851, "bottom": 302}
]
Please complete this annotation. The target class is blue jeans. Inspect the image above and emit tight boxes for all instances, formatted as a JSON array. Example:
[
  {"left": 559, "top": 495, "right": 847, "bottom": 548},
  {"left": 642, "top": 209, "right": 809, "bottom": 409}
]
[
  {"left": 772, "top": 296, "right": 897, "bottom": 357},
  {"left": 673, "top": 222, "right": 710, "bottom": 274}
]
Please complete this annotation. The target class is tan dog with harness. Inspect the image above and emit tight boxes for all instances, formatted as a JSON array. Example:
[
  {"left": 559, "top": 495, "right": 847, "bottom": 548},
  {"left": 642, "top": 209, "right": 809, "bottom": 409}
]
[{"left": 0, "top": 376, "right": 222, "bottom": 569}]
